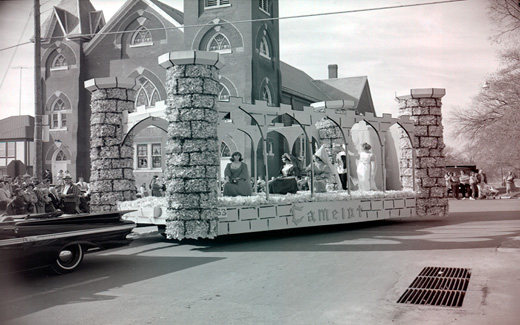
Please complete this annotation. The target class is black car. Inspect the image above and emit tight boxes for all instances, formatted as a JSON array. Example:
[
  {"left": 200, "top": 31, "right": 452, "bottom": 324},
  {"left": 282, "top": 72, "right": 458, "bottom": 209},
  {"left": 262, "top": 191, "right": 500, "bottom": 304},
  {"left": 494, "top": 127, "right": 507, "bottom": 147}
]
[{"left": 0, "top": 210, "right": 135, "bottom": 274}]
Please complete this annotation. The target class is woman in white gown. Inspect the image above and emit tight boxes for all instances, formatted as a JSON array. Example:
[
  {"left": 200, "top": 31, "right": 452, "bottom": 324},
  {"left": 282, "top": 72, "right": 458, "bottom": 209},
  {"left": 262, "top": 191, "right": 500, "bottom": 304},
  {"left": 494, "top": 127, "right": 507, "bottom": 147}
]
[{"left": 357, "top": 143, "right": 376, "bottom": 191}]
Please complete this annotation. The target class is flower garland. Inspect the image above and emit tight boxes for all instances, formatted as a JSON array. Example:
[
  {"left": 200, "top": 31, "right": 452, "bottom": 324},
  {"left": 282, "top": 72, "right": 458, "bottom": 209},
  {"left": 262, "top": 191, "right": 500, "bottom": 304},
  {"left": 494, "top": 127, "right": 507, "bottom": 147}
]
[{"left": 118, "top": 190, "right": 416, "bottom": 210}]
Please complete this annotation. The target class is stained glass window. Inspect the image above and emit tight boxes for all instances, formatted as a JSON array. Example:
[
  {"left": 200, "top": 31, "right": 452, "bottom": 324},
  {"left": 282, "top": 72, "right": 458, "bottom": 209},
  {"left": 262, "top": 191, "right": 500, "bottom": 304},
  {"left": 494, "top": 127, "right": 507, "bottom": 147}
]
[
  {"left": 52, "top": 54, "right": 67, "bottom": 68},
  {"left": 132, "top": 27, "right": 152, "bottom": 45},
  {"left": 260, "top": 36, "right": 270, "bottom": 58},
  {"left": 135, "top": 77, "right": 160, "bottom": 108},
  {"left": 208, "top": 33, "right": 231, "bottom": 52}
]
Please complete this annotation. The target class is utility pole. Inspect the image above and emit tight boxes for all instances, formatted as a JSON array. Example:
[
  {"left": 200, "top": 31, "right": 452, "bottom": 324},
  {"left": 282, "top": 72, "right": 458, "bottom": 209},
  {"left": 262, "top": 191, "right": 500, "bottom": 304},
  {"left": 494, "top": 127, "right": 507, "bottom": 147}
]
[
  {"left": 11, "top": 66, "right": 32, "bottom": 116},
  {"left": 34, "top": 0, "right": 43, "bottom": 179}
]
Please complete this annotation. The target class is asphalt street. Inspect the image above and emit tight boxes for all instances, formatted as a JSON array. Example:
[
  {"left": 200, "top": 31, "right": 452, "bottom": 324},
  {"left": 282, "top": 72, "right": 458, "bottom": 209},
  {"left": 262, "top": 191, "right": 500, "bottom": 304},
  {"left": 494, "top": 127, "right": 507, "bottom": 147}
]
[{"left": 1, "top": 199, "right": 520, "bottom": 325}]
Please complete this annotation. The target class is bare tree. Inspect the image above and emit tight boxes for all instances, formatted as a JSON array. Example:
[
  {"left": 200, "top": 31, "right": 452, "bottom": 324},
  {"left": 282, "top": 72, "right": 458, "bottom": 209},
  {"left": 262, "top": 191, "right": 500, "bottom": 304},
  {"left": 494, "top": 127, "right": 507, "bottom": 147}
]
[
  {"left": 489, "top": 0, "right": 520, "bottom": 43},
  {"left": 447, "top": 1, "right": 520, "bottom": 174}
]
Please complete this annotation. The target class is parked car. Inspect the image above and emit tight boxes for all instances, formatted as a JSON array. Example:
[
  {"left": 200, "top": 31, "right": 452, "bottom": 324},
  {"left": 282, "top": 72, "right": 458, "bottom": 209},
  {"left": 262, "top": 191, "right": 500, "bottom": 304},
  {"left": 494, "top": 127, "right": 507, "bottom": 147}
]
[{"left": 0, "top": 210, "right": 135, "bottom": 274}]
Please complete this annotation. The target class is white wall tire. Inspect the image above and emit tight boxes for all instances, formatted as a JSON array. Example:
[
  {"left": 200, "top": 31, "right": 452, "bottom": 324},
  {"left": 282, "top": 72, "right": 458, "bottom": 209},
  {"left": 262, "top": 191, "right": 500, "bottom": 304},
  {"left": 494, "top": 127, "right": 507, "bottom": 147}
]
[{"left": 50, "top": 244, "right": 84, "bottom": 274}]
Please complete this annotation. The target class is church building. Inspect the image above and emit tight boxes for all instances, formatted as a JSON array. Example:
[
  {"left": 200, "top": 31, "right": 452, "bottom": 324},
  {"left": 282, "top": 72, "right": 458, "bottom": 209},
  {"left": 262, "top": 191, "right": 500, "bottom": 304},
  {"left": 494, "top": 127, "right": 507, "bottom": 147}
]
[{"left": 38, "top": 0, "right": 376, "bottom": 184}]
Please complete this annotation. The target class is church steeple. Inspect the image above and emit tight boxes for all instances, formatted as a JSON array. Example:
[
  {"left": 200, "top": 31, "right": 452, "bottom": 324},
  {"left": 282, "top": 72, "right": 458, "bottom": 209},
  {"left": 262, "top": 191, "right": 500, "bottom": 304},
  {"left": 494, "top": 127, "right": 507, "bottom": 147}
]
[{"left": 41, "top": 0, "right": 105, "bottom": 43}]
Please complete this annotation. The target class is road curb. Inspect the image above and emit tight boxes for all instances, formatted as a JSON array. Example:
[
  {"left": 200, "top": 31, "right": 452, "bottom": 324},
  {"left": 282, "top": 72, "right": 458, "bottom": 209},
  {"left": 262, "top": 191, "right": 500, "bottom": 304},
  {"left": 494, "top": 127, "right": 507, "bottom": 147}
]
[{"left": 496, "top": 235, "right": 520, "bottom": 253}]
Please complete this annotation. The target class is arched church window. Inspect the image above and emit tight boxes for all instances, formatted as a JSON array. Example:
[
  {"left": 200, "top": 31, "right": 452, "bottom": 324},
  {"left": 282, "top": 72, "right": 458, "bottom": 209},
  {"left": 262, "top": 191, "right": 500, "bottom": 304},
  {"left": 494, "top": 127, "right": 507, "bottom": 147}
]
[
  {"left": 261, "top": 84, "right": 272, "bottom": 106},
  {"left": 136, "top": 76, "right": 160, "bottom": 108},
  {"left": 52, "top": 54, "right": 67, "bottom": 68},
  {"left": 259, "top": 36, "right": 270, "bottom": 58},
  {"left": 132, "top": 27, "right": 152, "bottom": 45},
  {"left": 56, "top": 150, "right": 67, "bottom": 161},
  {"left": 218, "top": 84, "right": 230, "bottom": 102},
  {"left": 50, "top": 98, "right": 67, "bottom": 129},
  {"left": 207, "top": 33, "right": 231, "bottom": 52}
]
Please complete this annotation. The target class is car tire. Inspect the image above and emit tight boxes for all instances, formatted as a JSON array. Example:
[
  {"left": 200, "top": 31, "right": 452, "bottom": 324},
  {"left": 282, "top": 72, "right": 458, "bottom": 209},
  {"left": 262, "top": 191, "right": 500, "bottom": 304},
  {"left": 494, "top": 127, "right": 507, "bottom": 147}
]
[{"left": 50, "top": 243, "right": 84, "bottom": 274}]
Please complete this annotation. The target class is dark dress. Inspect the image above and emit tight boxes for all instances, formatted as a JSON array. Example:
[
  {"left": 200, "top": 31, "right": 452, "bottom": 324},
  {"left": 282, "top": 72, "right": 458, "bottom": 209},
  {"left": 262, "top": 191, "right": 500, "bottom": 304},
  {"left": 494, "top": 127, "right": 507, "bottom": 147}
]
[
  {"left": 223, "top": 162, "right": 252, "bottom": 197},
  {"left": 268, "top": 164, "right": 301, "bottom": 194},
  {"left": 7, "top": 196, "right": 26, "bottom": 215}
]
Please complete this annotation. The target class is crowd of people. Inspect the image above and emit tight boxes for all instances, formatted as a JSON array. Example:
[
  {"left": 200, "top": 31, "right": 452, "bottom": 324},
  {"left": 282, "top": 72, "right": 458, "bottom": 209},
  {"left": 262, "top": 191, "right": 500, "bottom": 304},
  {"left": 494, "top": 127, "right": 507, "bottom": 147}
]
[
  {"left": 136, "top": 175, "right": 167, "bottom": 198},
  {"left": 445, "top": 169, "right": 501, "bottom": 200},
  {"left": 0, "top": 170, "right": 90, "bottom": 218}
]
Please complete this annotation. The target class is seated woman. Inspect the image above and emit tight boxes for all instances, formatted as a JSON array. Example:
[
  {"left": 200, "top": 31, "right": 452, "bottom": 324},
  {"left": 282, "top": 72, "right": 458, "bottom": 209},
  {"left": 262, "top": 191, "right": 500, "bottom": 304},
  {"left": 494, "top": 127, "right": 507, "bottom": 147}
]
[
  {"left": 223, "top": 152, "right": 252, "bottom": 197},
  {"left": 305, "top": 145, "right": 333, "bottom": 193},
  {"left": 268, "top": 153, "right": 301, "bottom": 194}
]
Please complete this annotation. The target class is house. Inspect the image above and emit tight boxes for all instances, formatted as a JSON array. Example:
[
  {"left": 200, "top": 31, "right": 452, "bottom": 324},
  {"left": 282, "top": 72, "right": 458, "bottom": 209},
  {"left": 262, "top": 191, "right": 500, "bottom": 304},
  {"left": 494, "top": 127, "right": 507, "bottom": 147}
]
[{"left": 0, "top": 115, "right": 34, "bottom": 178}]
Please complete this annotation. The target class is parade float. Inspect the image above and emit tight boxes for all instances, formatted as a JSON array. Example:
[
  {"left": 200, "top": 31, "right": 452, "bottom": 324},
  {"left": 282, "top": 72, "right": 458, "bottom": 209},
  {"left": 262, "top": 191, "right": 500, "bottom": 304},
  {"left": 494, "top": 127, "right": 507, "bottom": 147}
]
[{"left": 85, "top": 50, "right": 449, "bottom": 240}]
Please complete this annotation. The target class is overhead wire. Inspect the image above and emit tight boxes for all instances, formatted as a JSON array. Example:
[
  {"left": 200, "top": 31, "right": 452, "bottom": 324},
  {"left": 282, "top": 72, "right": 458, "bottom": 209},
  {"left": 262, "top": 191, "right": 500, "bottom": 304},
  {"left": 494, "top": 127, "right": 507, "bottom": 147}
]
[
  {"left": 0, "top": 0, "right": 467, "bottom": 53},
  {"left": 0, "top": 8, "right": 33, "bottom": 92}
]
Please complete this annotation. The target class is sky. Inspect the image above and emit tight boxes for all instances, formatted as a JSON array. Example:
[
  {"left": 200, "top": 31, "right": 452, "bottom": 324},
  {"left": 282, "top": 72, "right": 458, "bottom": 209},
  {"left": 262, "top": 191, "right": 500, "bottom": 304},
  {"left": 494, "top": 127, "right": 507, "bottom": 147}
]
[{"left": 0, "top": 0, "right": 501, "bottom": 146}]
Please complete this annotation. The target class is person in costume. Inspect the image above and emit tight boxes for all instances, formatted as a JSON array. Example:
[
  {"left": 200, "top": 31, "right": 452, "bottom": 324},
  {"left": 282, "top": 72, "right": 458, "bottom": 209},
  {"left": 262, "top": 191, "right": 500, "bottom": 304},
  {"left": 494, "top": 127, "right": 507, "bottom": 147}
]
[
  {"left": 336, "top": 146, "right": 348, "bottom": 190},
  {"left": 223, "top": 152, "right": 252, "bottom": 197},
  {"left": 268, "top": 153, "right": 301, "bottom": 194},
  {"left": 355, "top": 142, "right": 376, "bottom": 191},
  {"left": 305, "top": 144, "right": 334, "bottom": 193}
]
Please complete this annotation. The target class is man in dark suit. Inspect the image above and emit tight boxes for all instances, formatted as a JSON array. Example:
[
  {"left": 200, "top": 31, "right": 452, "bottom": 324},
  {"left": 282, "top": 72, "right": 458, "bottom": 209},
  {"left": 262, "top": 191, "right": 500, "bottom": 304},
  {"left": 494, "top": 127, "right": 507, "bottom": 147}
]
[{"left": 60, "top": 175, "right": 82, "bottom": 214}]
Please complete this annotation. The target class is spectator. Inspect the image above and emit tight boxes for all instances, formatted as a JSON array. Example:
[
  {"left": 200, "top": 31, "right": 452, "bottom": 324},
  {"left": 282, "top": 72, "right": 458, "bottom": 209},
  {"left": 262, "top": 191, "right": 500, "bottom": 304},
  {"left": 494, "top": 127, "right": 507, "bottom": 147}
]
[
  {"left": 459, "top": 170, "right": 470, "bottom": 199},
  {"left": 0, "top": 200, "right": 14, "bottom": 222},
  {"left": 505, "top": 171, "right": 516, "bottom": 195},
  {"left": 139, "top": 183, "right": 149, "bottom": 197},
  {"left": 60, "top": 175, "right": 82, "bottom": 214},
  {"left": 33, "top": 179, "right": 47, "bottom": 213},
  {"left": 56, "top": 170, "right": 64, "bottom": 186},
  {"left": 477, "top": 169, "right": 487, "bottom": 199},
  {"left": 24, "top": 183, "right": 38, "bottom": 213},
  {"left": 0, "top": 180, "right": 11, "bottom": 203},
  {"left": 445, "top": 172, "right": 452, "bottom": 197},
  {"left": 450, "top": 172, "right": 460, "bottom": 199},
  {"left": 76, "top": 177, "right": 90, "bottom": 213},
  {"left": 48, "top": 186, "right": 62, "bottom": 211},
  {"left": 469, "top": 172, "right": 479, "bottom": 200},
  {"left": 0, "top": 200, "right": 10, "bottom": 221},
  {"left": 149, "top": 176, "right": 163, "bottom": 197},
  {"left": 7, "top": 188, "right": 27, "bottom": 215},
  {"left": 41, "top": 188, "right": 56, "bottom": 213},
  {"left": 43, "top": 169, "right": 53, "bottom": 183}
]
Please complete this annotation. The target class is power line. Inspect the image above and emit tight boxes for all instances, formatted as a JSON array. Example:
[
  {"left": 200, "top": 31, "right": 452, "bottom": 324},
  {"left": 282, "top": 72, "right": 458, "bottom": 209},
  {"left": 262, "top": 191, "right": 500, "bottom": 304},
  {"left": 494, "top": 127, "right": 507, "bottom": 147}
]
[
  {"left": 0, "top": 9, "right": 33, "bottom": 91},
  {"left": 0, "top": 0, "right": 467, "bottom": 53}
]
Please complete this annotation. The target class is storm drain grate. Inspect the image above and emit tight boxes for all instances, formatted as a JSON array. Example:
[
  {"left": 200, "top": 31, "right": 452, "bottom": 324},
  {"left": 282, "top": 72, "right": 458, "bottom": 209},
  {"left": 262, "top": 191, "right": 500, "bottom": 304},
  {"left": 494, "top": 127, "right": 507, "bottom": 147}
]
[{"left": 397, "top": 267, "right": 471, "bottom": 307}]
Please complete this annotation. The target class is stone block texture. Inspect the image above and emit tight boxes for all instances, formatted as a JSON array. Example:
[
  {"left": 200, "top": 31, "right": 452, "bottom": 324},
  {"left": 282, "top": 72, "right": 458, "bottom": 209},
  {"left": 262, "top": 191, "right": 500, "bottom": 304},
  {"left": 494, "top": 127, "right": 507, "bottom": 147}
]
[
  {"left": 397, "top": 90, "right": 448, "bottom": 217},
  {"left": 86, "top": 79, "right": 137, "bottom": 212},
  {"left": 162, "top": 52, "right": 221, "bottom": 240}
]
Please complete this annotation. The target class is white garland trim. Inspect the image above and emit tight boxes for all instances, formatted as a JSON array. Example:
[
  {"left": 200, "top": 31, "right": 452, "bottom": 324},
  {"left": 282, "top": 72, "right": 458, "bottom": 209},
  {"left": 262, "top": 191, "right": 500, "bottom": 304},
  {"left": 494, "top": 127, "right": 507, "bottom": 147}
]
[{"left": 118, "top": 190, "right": 416, "bottom": 209}]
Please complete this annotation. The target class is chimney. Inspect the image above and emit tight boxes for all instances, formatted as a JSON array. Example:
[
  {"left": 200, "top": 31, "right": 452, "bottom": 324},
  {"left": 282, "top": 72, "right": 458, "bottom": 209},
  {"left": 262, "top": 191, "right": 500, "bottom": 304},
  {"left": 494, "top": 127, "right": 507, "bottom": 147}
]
[{"left": 328, "top": 64, "right": 338, "bottom": 79}]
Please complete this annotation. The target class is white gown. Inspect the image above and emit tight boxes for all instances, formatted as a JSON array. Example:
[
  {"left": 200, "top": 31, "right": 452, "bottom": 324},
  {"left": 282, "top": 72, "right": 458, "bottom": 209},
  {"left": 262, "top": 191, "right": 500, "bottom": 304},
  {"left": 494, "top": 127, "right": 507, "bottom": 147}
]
[{"left": 357, "top": 151, "right": 375, "bottom": 191}]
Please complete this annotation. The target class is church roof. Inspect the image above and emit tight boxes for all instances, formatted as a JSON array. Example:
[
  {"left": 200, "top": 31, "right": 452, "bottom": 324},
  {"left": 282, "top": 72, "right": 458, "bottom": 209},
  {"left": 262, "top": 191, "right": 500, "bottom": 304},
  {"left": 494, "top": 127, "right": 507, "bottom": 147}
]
[
  {"left": 149, "top": 0, "right": 184, "bottom": 24},
  {"left": 280, "top": 61, "right": 372, "bottom": 112},
  {"left": 280, "top": 61, "right": 331, "bottom": 102},
  {"left": 315, "top": 76, "right": 369, "bottom": 102},
  {"left": 83, "top": 0, "right": 184, "bottom": 55},
  {"left": 41, "top": 0, "right": 104, "bottom": 41}
]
